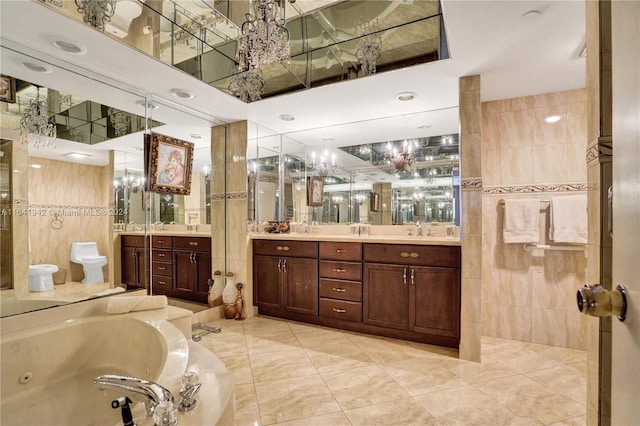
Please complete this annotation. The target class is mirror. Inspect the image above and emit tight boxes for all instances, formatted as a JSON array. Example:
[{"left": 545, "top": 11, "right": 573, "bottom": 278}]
[{"left": 248, "top": 108, "right": 460, "bottom": 228}]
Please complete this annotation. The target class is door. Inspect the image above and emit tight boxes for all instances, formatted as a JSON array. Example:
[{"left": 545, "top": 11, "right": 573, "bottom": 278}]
[
  {"left": 253, "top": 255, "right": 282, "bottom": 311},
  {"left": 284, "top": 257, "right": 318, "bottom": 316},
  {"left": 173, "top": 250, "right": 197, "bottom": 300},
  {"left": 363, "top": 263, "right": 408, "bottom": 330},
  {"left": 610, "top": 0, "right": 639, "bottom": 422},
  {"left": 411, "top": 266, "right": 460, "bottom": 339}
]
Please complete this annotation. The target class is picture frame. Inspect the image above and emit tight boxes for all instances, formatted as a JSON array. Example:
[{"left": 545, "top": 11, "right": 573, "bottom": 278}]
[
  {"left": 306, "top": 176, "right": 324, "bottom": 207},
  {"left": 0, "top": 75, "right": 16, "bottom": 103},
  {"left": 147, "top": 133, "right": 194, "bottom": 195}
]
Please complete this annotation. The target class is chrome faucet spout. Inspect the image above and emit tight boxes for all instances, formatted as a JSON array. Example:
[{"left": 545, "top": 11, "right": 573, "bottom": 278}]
[{"left": 94, "top": 375, "right": 174, "bottom": 417}]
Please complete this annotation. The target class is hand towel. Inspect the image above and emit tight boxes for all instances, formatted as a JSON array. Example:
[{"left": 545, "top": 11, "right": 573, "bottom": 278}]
[
  {"left": 550, "top": 195, "right": 588, "bottom": 244},
  {"left": 107, "top": 295, "right": 168, "bottom": 314},
  {"left": 503, "top": 199, "right": 541, "bottom": 243}
]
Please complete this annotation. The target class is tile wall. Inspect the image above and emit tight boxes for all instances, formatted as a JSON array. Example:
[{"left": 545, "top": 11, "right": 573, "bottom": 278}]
[{"left": 481, "top": 89, "right": 588, "bottom": 350}]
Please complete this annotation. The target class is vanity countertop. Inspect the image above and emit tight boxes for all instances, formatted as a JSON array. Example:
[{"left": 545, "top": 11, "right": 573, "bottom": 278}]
[
  {"left": 249, "top": 233, "right": 461, "bottom": 246},
  {"left": 117, "top": 231, "right": 212, "bottom": 237}
]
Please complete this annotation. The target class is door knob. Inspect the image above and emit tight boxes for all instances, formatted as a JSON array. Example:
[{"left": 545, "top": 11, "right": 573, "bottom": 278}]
[{"left": 577, "top": 284, "right": 627, "bottom": 321}]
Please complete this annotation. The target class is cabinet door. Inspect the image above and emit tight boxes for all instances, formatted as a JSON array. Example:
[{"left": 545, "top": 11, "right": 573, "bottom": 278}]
[
  {"left": 121, "top": 246, "right": 138, "bottom": 286},
  {"left": 284, "top": 257, "right": 318, "bottom": 316},
  {"left": 173, "top": 250, "right": 198, "bottom": 300},
  {"left": 363, "top": 263, "right": 408, "bottom": 330},
  {"left": 253, "top": 255, "right": 283, "bottom": 311},
  {"left": 410, "top": 266, "right": 460, "bottom": 339},
  {"left": 193, "top": 251, "right": 212, "bottom": 304}
]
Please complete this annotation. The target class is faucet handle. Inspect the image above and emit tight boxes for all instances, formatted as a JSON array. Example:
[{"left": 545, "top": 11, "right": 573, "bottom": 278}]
[
  {"left": 153, "top": 400, "right": 178, "bottom": 426},
  {"left": 178, "top": 371, "right": 201, "bottom": 412}
]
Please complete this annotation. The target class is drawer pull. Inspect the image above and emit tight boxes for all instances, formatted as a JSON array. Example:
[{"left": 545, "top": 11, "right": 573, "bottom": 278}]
[
  {"left": 158, "top": 253, "right": 165, "bottom": 257},
  {"left": 283, "top": 246, "right": 289, "bottom": 251},
  {"left": 276, "top": 246, "right": 282, "bottom": 251},
  {"left": 189, "top": 241, "right": 199, "bottom": 246},
  {"left": 158, "top": 240, "right": 164, "bottom": 244},
  {"left": 158, "top": 281, "right": 166, "bottom": 285},
  {"left": 335, "top": 249, "right": 345, "bottom": 253},
  {"left": 410, "top": 252, "right": 419, "bottom": 258},
  {"left": 411, "top": 268, "right": 415, "bottom": 286},
  {"left": 400, "top": 252, "right": 410, "bottom": 258},
  {"left": 403, "top": 267, "right": 407, "bottom": 285},
  {"left": 332, "top": 308, "right": 347, "bottom": 313},
  {"left": 158, "top": 267, "right": 165, "bottom": 271},
  {"left": 332, "top": 287, "right": 347, "bottom": 292},
  {"left": 332, "top": 268, "right": 346, "bottom": 273}
]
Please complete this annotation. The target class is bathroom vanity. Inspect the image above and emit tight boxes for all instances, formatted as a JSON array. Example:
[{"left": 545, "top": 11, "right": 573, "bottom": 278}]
[
  {"left": 120, "top": 233, "right": 212, "bottom": 304},
  {"left": 252, "top": 235, "right": 461, "bottom": 348}
]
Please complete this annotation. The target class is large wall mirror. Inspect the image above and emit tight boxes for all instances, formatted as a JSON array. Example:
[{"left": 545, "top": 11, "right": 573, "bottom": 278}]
[{"left": 247, "top": 108, "right": 460, "bottom": 228}]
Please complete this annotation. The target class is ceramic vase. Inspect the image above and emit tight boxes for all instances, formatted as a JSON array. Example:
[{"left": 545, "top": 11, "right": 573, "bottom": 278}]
[
  {"left": 207, "top": 270, "right": 223, "bottom": 307},
  {"left": 222, "top": 272, "right": 237, "bottom": 319}
]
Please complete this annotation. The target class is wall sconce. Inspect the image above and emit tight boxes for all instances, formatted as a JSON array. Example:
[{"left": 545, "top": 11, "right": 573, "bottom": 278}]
[
  {"left": 385, "top": 139, "right": 415, "bottom": 174},
  {"left": 354, "top": 194, "right": 366, "bottom": 205},
  {"left": 311, "top": 150, "right": 336, "bottom": 177},
  {"left": 114, "top": 174, "right": 145, "bottom": 193}
]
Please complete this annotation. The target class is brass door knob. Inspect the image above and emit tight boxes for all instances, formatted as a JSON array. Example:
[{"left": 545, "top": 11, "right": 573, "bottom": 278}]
[{"left": 577, "top": 284, "right": 627, "bottom": 321}]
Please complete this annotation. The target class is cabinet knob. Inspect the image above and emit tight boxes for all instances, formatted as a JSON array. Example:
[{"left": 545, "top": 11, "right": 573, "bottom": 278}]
[
  {"left": 335, "top": 249, "right": 345, "bottom": 253},
  {"left": 158, "top": 280, "right": 166, "bottom": 285},
  {"left": 189, "top": 241, "right": 199, "bottom": 246},
  {"left": 332, "top": 287, "right": 346, "bottom": 292},
  {"left": 158, "top": 267, "right": 165, "bottom": 271},
  {"left": 276, "top": 246, "right": 283, "bottom": 251},
  {"left": 400, "top": 252, "right": 410, "bottom": 258},
  {"left": 410, "top": 252, "right": 419, "bottom": 258},
  {"left": 332, "top": 308, "right": 347, "bottom": 313},
  {"left": 332, "top": 268, "right": 346, "bottom": 273}
]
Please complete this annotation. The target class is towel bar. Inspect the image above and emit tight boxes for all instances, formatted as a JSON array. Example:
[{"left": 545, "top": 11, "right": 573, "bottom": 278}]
[{"left": 523, "top": 243, "right": 586, "bottom": 251}]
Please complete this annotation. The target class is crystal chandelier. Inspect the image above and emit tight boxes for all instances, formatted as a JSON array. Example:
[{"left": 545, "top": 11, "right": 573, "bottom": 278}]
[
  {"left": 20, "top": 87, "right": 57, "bottom": 148},
  {"left": 230, "top": 0, "right": 293, "bottom": 102},
  {"left": 355, "top": 19, "right": 382, "bottom": 77},
  {"left": 310, "top": 151, "right": 336, "bottom": 177},
  {"left": 385, "top": 140, "right": 415, "bottom": 174},
  {"left": 75, "top": 0, "right": 116, "bottom": 30},
  {"left": 114, "top": 174, "right": 145, "bottom": 193},
  {"left": 107, "top": 107, "right": 130, "bottom": 137}
]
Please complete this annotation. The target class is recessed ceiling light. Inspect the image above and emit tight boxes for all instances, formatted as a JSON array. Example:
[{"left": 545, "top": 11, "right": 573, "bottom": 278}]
[
  {"left": 418, "top": 124, "right": 431, "bottom": 129},
  {"left": 520, "top": 10, "right": 541, "bottom": 22},
  {"left": 31, "top": 164, "right": 42, "bottom": 169},
  {"left": 545, "top": 115, "right": 561, "bottom": 123},
  {"left": 396, "top": 92, "right": 416, "bottom": 101},
  {"left": 20, "top": 62, "right": 52, "bottom": 73},
  {"left": 322, "top": 137, "right": 334, "bottom": 142},
  {"left": 189, "top": 134, "right": 202, "bottom": 139},
  {"left": 279, "top": 114, "right": 295, "bottom": 121},
  {"left": 64, "top": 152, "right": 91, "bottom": 159},
  {"left": 51, "top": 38, "right": 87, "bottom": 55},
  {"left": 135, "top": 100, "right": 159, "bottom": 110},
  {"left": 170, "top": 88, "right": 194, "bottom": 99},
  {"left": 134, "top": 147, "right": 144, "bottom": 151}
]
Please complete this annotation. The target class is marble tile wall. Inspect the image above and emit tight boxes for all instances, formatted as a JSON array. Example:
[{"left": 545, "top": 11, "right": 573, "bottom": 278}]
[
  {"left": 27, "top": 157, "right": 111, "bottom": 283},
  {"left": 481, "top": 89, "right": 588, "bottom": 351},
  {"left": 12, "top": 141, "right": 29, "bottom": 297}
]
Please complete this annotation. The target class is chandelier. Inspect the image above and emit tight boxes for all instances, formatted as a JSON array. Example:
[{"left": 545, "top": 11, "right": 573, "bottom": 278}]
[
  {"left": 20, "top": 87, "right": 57, "bottom": 148},
  {"left": 310, "top": 151, "right": 336, "bottom": 177},
  {"left": 75, "top": 0, "right": 116, "bottom": 31},
  {"left": 355, "top": 19, "right": 382, "bottom": 77},
  {"left": 229, "top": 0, "right": 293, "bottom": 102},
  {"left": 384, "top": 140, "right": 415, "bottom": 174},
  {"left": 114, "top": 174, "right": 145, "bottom": 193},
  {"left": 107, "top": 107, "right": 131, "bottom": 137}
]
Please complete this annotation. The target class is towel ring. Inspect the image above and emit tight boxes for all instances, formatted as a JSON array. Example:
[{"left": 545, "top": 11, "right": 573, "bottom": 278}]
[{"left": 50, "top": 213, "right": 63, "bottom": 230}]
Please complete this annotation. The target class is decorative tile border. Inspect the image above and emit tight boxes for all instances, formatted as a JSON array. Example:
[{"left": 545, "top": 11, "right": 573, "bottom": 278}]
[
  {"left": 483, "top": 183, "right": 588, "bottom": 194},
  {"left": 461, "top": 178, "right": 483, "bottom": 191},
  {"left": 587, "top": 137, "right": 612, "bottom": 166},
  {"left": 210, "top": 192, "right": 247, "bottom": 201}
]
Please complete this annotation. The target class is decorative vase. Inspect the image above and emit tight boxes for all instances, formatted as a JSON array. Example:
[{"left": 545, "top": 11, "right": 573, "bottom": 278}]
[
  {"left": 235, "top": 282, "right": 245, "bottom": 321},
  {"left": 222, "top": 272, "right": 237, "bottom": 319},
  {"left": 207, "top": 270, "right": 223, "bottom": 308}
]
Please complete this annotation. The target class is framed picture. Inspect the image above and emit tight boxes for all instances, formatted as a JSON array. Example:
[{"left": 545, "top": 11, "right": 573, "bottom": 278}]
[
  {"left": 0, "top": 75, "right": 16, "bottom": 103},
  {"left": 147, "top": 133, "right": 194, "bottom": 195},
  {"left": 307, "top": 176, "right": 324, "bottom": 206}
]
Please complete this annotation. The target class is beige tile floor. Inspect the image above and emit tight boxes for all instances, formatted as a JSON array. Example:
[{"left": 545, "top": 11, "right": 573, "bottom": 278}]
[{"left": 197, "top": 316, "right": 586, "bottom": 426}]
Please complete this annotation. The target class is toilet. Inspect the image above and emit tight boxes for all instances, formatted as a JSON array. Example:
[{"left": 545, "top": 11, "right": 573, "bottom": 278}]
[
  {"left": 104, "top": 0, "right": 144, "bottom": 39},
  {"left": 70, "top": 242, "right": 108, "bottom": 284},
  {"left": 28, "top": 264, "right": 58, "bottom": 292}
]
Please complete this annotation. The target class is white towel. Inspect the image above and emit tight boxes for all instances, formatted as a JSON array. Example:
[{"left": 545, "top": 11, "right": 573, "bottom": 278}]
[
  {"left": 550, "top": 195, "right": 588, "bottom": 244},
  {"left": 107, "top": 295, "right": 168, "bottom": 314},
  {"left": 503, "top": 199, "right": 541, "bottom": 243}
]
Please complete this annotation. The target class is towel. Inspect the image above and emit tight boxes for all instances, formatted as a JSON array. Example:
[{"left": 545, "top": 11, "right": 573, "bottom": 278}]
[
  {"left": 550, "top": 195, "right": 588, "bottom": 244},
  {"left": 503, "top": 199, "right": 541, "bottom": 243},
  {"left": 107, "top": 295, "right": 168, "bottom": 314}
]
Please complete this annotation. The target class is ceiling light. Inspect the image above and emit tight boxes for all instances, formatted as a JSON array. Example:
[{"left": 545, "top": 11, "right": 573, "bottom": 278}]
[
  {"left": 545, "top": 115, "right": 561, "bottom": 123},
  {"left": 64, "top": 152, "right": 91, "bottom": 159},
  {"left": 355, "top": 19, "right": 382, "bottom": 77},
  {"left": 279, "top": 114, "right": 295, "bottom": 121},
  {"left": 189, "top": 134, "right": 202, "bottom": 139},
  {"left": 170, "top": 89, "right": 194, "bottom": 99},
  {"left": 31, "top": 164, "right": 42, "bottom": 169},
  {"left": 135, "top": 100, "right": 158, "bottom": 110},
  {"left": 396, "top": 92, "right": 416, "bottom": 101},
  {"left": 20, "top": 87, "right": 56, "bottom": 148},
  {"left": 51, "top": 38, "right": 87, "bottom": 55},
  {"left": 20, "top": 62, "right": 52, "bottom": 73}
]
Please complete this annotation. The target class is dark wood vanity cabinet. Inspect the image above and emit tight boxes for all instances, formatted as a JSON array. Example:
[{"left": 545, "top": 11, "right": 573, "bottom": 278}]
[
  {"left": 150, "top": 236, "right": 172, "bottom": 296},
  {"left": 363, "top": 244, "right": 461, "bottom": 347},
  {"left": 121, "top": 235, "right": 148, "bottom": 289},
  {"left": 318, "top": 242, "right": 363, "bottom": 323},
  {"left": 253, "top": 240, "right": 319, "bottom": 317},
  {"left": 173, "top": 237, "right": 212, "bottom": 304}
]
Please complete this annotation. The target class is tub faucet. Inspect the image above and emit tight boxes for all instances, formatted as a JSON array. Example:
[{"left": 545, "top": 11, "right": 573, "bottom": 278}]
[{"left": 94, "top": 375, "right": 175, "bottom": 417}]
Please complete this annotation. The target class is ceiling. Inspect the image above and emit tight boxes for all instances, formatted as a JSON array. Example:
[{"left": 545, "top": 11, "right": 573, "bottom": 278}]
[{"left": 0, "top": 0, "right": 585, "bottom": 170}]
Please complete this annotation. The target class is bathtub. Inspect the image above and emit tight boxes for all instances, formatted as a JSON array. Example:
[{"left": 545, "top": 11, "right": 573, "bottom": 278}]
[{"left": 0, "top": 314, "right": 234, "bottom": 425}]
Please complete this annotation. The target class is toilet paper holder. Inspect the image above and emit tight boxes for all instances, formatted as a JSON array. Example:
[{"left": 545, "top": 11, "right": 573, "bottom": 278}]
[{"left": 577, "top": 283, "right": 627, "bottom": 321}]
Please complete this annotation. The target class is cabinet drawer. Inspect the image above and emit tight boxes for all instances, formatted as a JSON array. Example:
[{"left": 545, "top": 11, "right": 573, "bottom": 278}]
[
  {"left": 320, "top": 299, "right": 362, "bottom": 322},
  {"left": 319, "top": 242, "right": 362, "bottom": 261},
  {"left": 122, "top": 235, "right": 146, "bottom": 247},
  {"left": 152, "top": 275, "right": 172, "bottom": 295},
  {"left": 151, "top": 235, "right": 172, "bottom": 248},
  {"left": 320, "top": 261, "right": 362, "bottom": 281},
  {"left": 253, "top": 240, "right": 318, "bottom": 258},
  {"left": 173, "top": 237, "right": 210, "bottom": 251},
  {"left": 319, "top": 279, "right": 362, "bottom": 302},
  {"left": 151, "top": 249, "right": 172, "bottom": 262},
  {"left": 363, "top": 244, "right": 460, "bottom": 268},
  {"left": 152, "top": 262, "right": 172, "bottom": 276}
]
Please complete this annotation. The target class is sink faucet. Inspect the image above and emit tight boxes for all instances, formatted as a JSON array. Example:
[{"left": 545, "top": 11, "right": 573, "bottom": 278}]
[
  {"left": 416, "top": 222, "right": 423, "bottom": 237},
  {"left": 94, "top": 375, "right": 175, "bottom": 417}
]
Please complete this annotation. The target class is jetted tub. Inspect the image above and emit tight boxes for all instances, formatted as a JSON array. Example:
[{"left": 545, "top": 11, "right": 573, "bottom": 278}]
[{"left": 0, "top": 314, "right": 234, "bottom": 425}]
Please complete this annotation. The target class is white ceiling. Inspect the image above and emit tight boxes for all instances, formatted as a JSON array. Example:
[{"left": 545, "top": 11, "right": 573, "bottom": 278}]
[{"left": 0, "top": 0, "right": 585, "bottom": 170}]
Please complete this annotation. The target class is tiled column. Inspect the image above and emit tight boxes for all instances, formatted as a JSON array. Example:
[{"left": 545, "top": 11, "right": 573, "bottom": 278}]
[
  {"left": 459, "top": 75, "right": 482, "bottom": 362},
  {"left": 585, "top": 1, "right": 613, "bottom": 424},
  {"left": 12, "top": 140, "right": 29, "bottom": 297}
]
